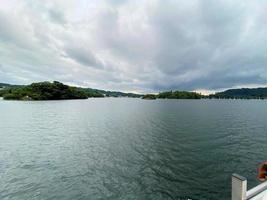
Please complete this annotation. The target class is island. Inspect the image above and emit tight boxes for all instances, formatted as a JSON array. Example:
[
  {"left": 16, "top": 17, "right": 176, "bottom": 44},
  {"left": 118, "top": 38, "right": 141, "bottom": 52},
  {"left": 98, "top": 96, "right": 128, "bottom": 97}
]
[
  {"left": 157, "top": 91, "right": 202, "bottom": 99},
  {"left": 141, "top": 91, "right": 202, "bottom": 100},
  {"left": 0, "top": 81, "right": 143, "bottom": 100},
  {"left": 2, "top": 81, "right": 90, "bottom": 100},
  {"left": 142, "top": 94, "right": 157, "bottom": 100}
]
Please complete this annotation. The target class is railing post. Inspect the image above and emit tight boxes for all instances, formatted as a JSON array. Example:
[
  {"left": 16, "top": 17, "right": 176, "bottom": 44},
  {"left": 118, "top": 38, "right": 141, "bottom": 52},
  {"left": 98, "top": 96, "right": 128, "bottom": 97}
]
[{"left": 232, "top": 174, "right": 247, "bottom": 200}]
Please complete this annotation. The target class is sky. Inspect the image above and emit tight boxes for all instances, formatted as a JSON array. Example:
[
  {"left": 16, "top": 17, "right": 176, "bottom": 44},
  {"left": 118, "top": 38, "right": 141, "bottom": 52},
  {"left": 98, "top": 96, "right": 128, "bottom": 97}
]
[{"left": 0, "top": 0, "right": 267, "bottom": 94}]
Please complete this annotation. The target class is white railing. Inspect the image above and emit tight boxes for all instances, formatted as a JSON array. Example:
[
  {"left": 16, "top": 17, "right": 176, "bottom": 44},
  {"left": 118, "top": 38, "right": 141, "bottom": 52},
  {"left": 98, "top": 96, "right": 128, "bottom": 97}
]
[{"left": 232, "top": 174, "right": 267, "bottom": 200}]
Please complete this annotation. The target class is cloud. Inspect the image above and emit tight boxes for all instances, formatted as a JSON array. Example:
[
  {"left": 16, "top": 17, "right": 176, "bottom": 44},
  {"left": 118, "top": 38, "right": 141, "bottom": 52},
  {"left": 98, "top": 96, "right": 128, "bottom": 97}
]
[
  {"left": 48, "top": 9, "right": 66, "bottom": 25},
  {"left": 0, "top": 0, "right": 267, "bottom": 92},
  {"left": 64, "top": 45, "right": 104, "bottom": 69}
]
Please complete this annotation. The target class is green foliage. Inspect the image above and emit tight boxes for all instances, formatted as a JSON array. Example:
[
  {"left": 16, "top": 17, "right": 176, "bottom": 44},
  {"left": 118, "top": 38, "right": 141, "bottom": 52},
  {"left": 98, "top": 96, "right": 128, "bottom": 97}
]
[
  {"left": 0, "top": 81, "right": 143, "bottom": 99},
  {"left": 77, "top": 88, "right": 104, "bottom": 98},
  {"left": 142, "top": 94, "right": 157, "bottom": 100},
  {"left": 0, "top": 83, "right": 24, "bottom": 97},
  {"left": 157, "top": 90, "right": 202, "bottom": 99},
  {"left": 0, "top": 89, "right": 7, "bottom": 97},
  {"left": 209, "top": 88, "right": 267, "bottom": 99},
  {"left": 3, "top": 81, "right": 89, "bottom": 100},
  {"left": 141, "top": 90, "right": 201, "bottom": 100}
]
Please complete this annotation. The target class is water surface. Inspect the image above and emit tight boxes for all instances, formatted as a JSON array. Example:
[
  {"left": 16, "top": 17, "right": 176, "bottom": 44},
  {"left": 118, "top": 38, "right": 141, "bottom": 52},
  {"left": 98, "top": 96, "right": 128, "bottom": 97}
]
[{"left": 1, "top": 98, "right": 267, "bottom": 200}]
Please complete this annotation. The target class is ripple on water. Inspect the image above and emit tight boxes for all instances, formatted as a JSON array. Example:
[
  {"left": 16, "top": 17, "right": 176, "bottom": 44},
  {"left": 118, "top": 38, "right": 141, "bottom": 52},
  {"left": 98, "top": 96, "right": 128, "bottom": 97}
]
[{"left": 1, "top": 99, "right": 267, "bottom": 200}]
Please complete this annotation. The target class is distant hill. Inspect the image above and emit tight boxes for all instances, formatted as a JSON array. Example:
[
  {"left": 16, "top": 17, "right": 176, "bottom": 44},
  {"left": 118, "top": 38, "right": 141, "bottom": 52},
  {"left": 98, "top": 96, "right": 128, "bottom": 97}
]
[
  {"left": 95, "top": 89, "right": 142, "bottom": 98},
  {"left": 0, "top": 83, "right": 10, "bottom": 88},
  {"left": 209, "top": 88, "right": 267, "bottom": 99},
  {"left": 0, "top": 83, "right": 23, "bottom": 89},
  {"left": 78, "top": 88, "right": 142, "bottom": 98},
  {"left": 0, "top": 83, "right": 25, "bottom": 90}
]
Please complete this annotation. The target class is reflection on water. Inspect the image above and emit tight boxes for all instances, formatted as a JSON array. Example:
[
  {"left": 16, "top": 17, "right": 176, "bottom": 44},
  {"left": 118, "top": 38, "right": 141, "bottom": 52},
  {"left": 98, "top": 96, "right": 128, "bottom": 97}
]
[{"left": 0, "top": 98, "right": 267, "bottom": 200}]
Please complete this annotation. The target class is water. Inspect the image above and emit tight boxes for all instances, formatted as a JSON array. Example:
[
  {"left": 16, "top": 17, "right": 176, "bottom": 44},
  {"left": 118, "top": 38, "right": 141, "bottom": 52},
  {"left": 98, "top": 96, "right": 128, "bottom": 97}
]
[{"left": 1, "top": 98, "right": 267, "bottom": 200}]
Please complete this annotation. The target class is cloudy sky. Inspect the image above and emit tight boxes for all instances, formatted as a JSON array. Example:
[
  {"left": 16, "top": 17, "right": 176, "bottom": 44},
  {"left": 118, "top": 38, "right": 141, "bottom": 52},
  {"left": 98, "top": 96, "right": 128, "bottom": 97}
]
[{"left": 0, "top": 0, "right": 267, "bottom": 93}]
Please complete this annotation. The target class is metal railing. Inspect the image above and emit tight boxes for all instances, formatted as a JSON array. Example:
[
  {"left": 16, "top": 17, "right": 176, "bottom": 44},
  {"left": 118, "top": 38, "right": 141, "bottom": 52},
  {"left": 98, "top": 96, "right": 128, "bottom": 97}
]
[{"left": 232, "top": 174, "right": 267, "bottom": 200}]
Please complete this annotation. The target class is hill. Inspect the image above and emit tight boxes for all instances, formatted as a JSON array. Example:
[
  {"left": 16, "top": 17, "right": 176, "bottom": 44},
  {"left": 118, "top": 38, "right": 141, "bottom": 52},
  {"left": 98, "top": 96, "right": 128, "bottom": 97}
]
[
  {"left": 209, "top": 88, "right": 267, "bottom": 99},
  {"left": 0, "top": 83, "right": 23, "bottom": 89},
  {"left": 96, "top": 90, "right": 142, "bottom": 98},
  {"left": 0, "top": 83, "right": 10, "bottom": 88}
]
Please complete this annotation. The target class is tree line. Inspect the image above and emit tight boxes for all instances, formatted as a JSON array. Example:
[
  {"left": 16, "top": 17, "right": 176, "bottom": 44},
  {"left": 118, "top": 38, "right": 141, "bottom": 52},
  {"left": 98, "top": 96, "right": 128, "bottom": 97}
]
[{"left": 142, "top": 91, "right": 202, "bottom": 100}]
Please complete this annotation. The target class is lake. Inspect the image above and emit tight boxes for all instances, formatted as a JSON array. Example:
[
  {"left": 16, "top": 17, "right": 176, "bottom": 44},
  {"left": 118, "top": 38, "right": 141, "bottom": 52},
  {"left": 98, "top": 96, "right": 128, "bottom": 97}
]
[{"left": 0, "top": 98, "right": 267, "bottom": 200}]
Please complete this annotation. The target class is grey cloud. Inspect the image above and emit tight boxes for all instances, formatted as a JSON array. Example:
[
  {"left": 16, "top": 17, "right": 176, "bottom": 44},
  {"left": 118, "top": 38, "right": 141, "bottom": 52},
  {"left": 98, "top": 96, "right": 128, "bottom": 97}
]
[
  {"left": 64, "top": 46, "right": 104, "bottom": 69},
  {"left": 0, "top": 13, "right": 37, "bottom": 50},
  {"left": 48, "top": 9, "right": 66, "bottom": 25},
  {"left": 0, "top": 0, "right": 267, "bottom": 92}
]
